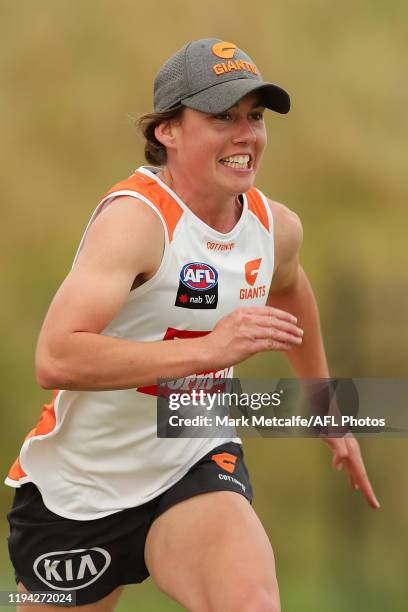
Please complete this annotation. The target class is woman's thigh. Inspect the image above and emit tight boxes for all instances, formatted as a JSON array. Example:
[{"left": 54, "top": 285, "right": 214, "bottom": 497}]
[{"left": 145, "top": 491, "right": 280, "bottom": 612}]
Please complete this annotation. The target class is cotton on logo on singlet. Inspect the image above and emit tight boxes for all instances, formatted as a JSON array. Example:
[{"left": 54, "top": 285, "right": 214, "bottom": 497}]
[
  {"left": 33, "top": 548, "right": 111, "bottom": 591},
  {"left": 206, "top": 240, "right": 235, "bottom": 251},
  {"left": 211, "top": 452, "right": 237, "bottom": 474}
]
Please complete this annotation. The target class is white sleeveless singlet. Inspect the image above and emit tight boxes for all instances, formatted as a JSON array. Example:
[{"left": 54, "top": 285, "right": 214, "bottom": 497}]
[{"left": 5, "top": 166, "right": 275, "bottom": 520}]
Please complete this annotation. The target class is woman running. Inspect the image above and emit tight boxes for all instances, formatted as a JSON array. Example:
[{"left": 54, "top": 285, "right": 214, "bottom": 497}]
[{"left": 6, "top": 38, "right": 379, "bottom": 611}]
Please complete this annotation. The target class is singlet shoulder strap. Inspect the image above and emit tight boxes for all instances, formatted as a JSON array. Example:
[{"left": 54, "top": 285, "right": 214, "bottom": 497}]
[
  {"left": 246, "top": 187, "right": 271, "bottom": 234},
  {"left": 73, "top": 169, "right": 184, "bottom": 266},
  {"left": 100, "top": 170, "right": 184, "bottom": 242}
]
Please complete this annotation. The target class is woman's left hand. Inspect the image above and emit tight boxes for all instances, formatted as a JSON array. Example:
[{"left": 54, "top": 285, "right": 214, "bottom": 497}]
[{"left": 322, "top": 434, "right": 380, "bottom": 509}]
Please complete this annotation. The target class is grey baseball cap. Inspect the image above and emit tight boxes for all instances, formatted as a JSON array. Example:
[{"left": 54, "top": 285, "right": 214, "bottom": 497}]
[{"left": 154, "top": 38, "right": 290, "bottom": 114}]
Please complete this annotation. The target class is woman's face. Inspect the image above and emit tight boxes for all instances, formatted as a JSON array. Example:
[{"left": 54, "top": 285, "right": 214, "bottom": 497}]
[{"left": 165, "top": 91, "right": 267, "bottom": 197}]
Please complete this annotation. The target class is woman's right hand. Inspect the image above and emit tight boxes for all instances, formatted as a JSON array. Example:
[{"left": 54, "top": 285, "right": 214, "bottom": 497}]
[{"left": 204, "top": 305, "right": 303, "bottom": 368}]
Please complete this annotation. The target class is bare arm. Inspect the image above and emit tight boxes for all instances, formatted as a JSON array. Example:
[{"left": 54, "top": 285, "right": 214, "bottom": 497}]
[
  {"left": 36, "top": 197, "right": 216, "bottom": 390},
  {"left": 266, "top": 203, "right": 328, "bottom": 377},
  {"left": 267, "top": 199, "right": 380, "bottom": 509}
]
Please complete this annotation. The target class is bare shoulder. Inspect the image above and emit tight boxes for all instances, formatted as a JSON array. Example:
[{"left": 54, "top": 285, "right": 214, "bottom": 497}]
[
  {"left": 76, "top": 195, "right": 164, "bottom": 273},
  {"left": 87, "top": 194, "right": 164, "bottom": 246},
  {"left": 266, "top": 197, "right": 303, "bottom": 265},
  {"left": 37, "top": 195, "right": 166, "bottom": 344}
]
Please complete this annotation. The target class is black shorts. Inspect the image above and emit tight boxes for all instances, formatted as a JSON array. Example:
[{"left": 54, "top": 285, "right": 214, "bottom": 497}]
[{"left": 7, "top": 441, "right": 252, "bottom": 607}]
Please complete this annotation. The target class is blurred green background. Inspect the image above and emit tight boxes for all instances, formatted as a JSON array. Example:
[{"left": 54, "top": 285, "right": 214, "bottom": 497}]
[{"left": 1, "top": 0, "right": 407, "bottom": 610}]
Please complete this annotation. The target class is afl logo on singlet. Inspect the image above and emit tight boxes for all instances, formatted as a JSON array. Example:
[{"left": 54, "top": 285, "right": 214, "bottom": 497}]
[
  {"left": 180, "top": 262, "right": 218, "bottom": 291},
  {"left": 176, "top": 262, "right": 218, "bottom": 309}
]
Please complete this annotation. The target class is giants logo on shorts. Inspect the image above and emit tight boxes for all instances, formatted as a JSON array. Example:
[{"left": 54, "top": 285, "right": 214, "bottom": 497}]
[
  {"left": 211, "top": 452, "right": 237, "bottom": 474},
  {"left": 33, "top": 547, "right": 111, "bottom": 591},
  {"left": 175, "top": 262, "right": 218, "bottom": 309},
  {"left": 240, "top": 258, "right": 266, "bottom": 300}
]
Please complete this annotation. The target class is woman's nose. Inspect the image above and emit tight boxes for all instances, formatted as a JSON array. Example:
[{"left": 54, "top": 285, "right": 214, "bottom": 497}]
[{"left": 231, "top": 119, "right": 256, "bottom": 144}]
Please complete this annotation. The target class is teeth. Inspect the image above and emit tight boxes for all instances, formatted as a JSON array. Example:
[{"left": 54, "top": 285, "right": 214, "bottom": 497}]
[{"left": 220, "top": 154, "right": 250, "bottom": 169}]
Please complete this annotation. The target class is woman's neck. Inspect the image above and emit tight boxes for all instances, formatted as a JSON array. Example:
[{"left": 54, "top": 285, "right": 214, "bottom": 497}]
[{"left": 156, "top": 166, "right": 242, "bottom": 233}]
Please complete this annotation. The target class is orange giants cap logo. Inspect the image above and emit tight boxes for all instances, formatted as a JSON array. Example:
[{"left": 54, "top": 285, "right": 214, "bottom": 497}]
[
  {"left": 245, "top": 258, "right": 262, "bottom": 286},
  {"left": 212, "top": 41, "right": 237, "bottom": 59},
  {"left": 211, "top": 452, "right": 237, "bottom": 474}
]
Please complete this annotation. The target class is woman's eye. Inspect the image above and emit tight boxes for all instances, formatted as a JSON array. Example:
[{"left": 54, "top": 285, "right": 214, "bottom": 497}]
[
  {"left": 215, "top": 113, "right": 232, "bottom": 121},
  {"left": 251, "top": 112, "right": 264, "bottom": 120}
]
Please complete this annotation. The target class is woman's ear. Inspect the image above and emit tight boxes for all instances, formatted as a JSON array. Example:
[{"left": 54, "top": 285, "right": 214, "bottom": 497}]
[{"left": 155, "top": 121, "right": 177, "bottom": 150}]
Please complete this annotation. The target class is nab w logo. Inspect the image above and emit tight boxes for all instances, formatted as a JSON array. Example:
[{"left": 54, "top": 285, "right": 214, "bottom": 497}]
[
  {"left": 33, "top": 547, "right": 111, "bottom": 591},
  {"left": 211, "top": 452, "right": 237, "bottom": 474}
]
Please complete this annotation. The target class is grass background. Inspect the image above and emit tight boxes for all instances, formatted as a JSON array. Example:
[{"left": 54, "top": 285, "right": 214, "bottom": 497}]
[{"left": 1, "top": 1, "right": 407, "bottom": 610}]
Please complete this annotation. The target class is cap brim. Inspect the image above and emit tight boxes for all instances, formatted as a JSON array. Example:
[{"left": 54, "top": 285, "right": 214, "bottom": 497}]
[{"left": 181, "top": 79, "right": 290, "bottom": 114}]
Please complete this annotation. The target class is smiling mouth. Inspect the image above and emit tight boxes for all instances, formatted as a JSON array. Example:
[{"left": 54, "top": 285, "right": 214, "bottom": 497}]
[{"left": 219, "top": 154, "right": 252, "bottom": 169}]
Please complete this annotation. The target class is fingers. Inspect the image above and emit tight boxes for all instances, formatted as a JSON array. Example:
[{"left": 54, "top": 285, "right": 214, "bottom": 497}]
[
  {"left": 332, "top": 436, "right": 380, "bottom": 510},
  {"left": 240, "top": 305, "right": 298, "bottom": 323},
  {"left": 249, "top": 324, "right": 302, "bottom": 345},
  {"left": 240, "top": 311, "right": 304, "bottom": 347},
  {"left": 346, "top": 467, "right": 359, "bottom": 491},
  {"left": 212, "top": 305, "right": 304, "bottom": 362},
  {"left": 346, "top": 450, "right": 380, "bottom": 509},
  {"left": 250, "top": 314, "right": 303, "bottom": 335},
  {"left": 270, "top": 327, "right": 303, "bottom": 345},
  {"left": 330, "top": 438, "right": 347, "bottom": 471},
  {"left": 268, "top": 341, "right": 294, "bottom": 351}
]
